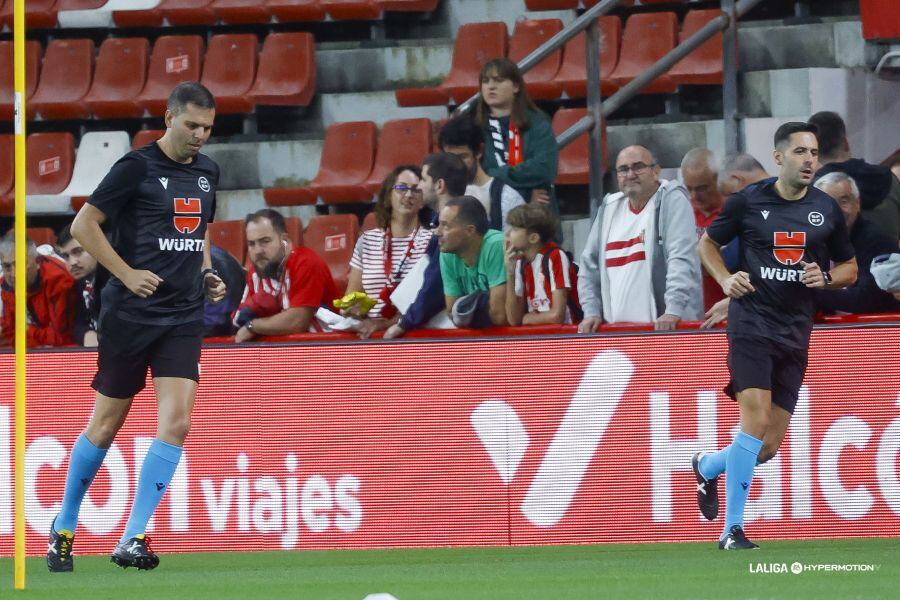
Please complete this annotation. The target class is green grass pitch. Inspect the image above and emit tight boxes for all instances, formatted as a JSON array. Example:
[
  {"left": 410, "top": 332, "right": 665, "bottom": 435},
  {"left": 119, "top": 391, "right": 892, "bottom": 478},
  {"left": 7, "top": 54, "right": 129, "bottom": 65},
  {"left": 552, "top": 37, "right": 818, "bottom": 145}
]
[{"left": 3, "top": 538, "right": 897, "bottom": 599}]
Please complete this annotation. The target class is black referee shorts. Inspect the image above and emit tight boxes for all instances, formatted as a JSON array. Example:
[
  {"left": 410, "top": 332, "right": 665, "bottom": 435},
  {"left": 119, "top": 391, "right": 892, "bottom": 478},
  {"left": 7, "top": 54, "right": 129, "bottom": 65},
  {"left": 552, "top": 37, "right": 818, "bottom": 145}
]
[
  {"left": 724, "top": 334, "right": 808, "bottom": 414},
  {"left": 92, "top": 310, "right": 203, "bottom": 399}
]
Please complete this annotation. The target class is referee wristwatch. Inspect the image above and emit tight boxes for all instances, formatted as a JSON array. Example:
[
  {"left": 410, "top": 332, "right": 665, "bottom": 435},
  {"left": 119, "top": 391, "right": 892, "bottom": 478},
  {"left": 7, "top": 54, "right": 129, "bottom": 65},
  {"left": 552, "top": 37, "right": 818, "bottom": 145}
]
[
  {"left": 246, "top": 319, "right": 256, "bottom": 333},
  {"left": 201, "top": 267, "right": 219, "bottom": 280},
  {"left": 822, "top": 270, "right": 833, "bottom": 286}
]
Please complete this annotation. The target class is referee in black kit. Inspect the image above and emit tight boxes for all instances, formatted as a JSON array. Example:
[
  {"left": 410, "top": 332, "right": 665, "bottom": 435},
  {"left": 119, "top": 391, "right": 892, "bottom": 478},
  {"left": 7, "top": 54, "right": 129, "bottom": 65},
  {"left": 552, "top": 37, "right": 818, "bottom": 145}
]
[{"left": 47, "top": 82, "right": 226, "bottom": 572}]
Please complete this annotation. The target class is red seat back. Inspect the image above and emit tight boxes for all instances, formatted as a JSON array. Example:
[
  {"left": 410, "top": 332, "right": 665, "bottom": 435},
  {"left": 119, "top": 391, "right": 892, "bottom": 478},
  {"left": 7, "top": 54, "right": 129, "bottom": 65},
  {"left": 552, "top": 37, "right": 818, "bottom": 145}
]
[
  {"left": 609, "top": 12, "right": 678, "bottom": 94},
  {"left": 132, "top": 129, "right": 166, "bottom": 150},
  {"left": 364, "top": 118, "right": 433, "bottom": 194},
  {"left": 378, "top": 0, "right": 438, "bottom": 10},
  {"left": 303, "top": 214, "right": 359, "bottom": 291},
  {"left": 509, "top": 19, "right": 563, "bottom": 86},
  {"left": 138, "top": 35, "right": 205, "bottom": 116},
  {"left": 860, "top": 0, "right": 900, "bottom": 40},
  {"left": 320, "top": 0, "right": 380, "bottom": 21},
  {"left": 208, "top": 220, "right": 248, "bottom": 264},
  {"left": 361, "top": 211, "right": 377, "bottom": 232},
  {"left": 56, "top": 0, "right": 106, "bottom": 8},
  {"left": 524, "top": 0, "right": 577, "bottom": 10},
  {"left": 554, "top": 17, "right": 621, "bottom": 97},
  {"left": 249, "top": 32, "right": 315, "bottom": 106},
  {"left": 30, "top": 38, "right": 94, "bottom": 120},
  {"left": 26, "top": 133, "right": 76, "bottom": 195},
  {"left": 552, "top": 108, "right": 607, "bottom": 185},
  {"left": 441, "top": 22, "right": 508, "bottom": 101},
  {"left": 312, "top": 121, "right": 378, "bottom": 186},
  {"left": 670, "top": 9, "right": 723, "bottom": 85},
  {"left": 27, "top": 227, "right": 57, "bottom": 247},
  {"left": 84, "top": 37, "right": 150, "bottom": 119},
  {"left": 0, "top": 40, "right": 42, "bottom": 120},
  {"left": 160, "top": 0, "right": 217, "bottom": 26},
  {"left": 201, "top": 33, "right": 259, "bottom": 113},
  {"left": 284, "top": 215, "right": 304, "bottom": 246},
  {"left": 265, "top": 0, "right": 325, "bottom": 22},
  {"left": 212, "top": 0, "right": 272, "bottom": 24},
  {"left": 0, "top": 135, "right": 13, "bottom": 197},
  {"left": 0, "top": 0, "right": 58, "bottom": 28}
]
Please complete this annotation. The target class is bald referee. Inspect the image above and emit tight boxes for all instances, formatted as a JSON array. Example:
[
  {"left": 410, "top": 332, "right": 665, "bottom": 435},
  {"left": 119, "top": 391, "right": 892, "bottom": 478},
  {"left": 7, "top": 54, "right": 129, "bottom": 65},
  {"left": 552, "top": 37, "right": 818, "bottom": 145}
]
[{"left": 47, "top": 82, "right": 226, "bottom": 572}]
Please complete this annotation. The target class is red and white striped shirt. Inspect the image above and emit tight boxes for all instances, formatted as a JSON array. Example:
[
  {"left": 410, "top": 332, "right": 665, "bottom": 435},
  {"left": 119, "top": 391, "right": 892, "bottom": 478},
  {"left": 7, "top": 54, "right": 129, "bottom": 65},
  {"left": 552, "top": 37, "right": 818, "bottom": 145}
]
[
  {"left": 604, "top": 197, "right": 656, "bottom": 322},
  {"left": 349, "top": 227, "right": 433, "bottom": 318},
  {"left": 514, "top": 243, "right": 579, "bottom": 323}
]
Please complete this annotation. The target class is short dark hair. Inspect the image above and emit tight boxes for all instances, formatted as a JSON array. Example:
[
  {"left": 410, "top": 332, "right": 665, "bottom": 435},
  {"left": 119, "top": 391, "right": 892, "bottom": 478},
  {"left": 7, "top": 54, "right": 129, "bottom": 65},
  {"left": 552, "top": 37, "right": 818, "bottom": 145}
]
[
  {"left": 245, "top": 208, "right": 287, "bottom": 235},
  {"left": 506, "top": 203, "right": 558, "bottom": 244},
  {"left": 423, "top": 152, "right": 468, "bottom": 197},
  {"left": 438, "top": 116, "right": 484, "bottom": 154},
  {"left": 167, "top": 81, "right": 216, "bottom": 115},
  {"left": 774, "top": 121, "right": 818, "bottom": 150},
  {"left": 807, "top": 111, "right": 846, "bottom": 158},
  {"left": 56, "top": 223, "right": 74, "bottom": 247},
  {"left": 445, "top": 195, "right": 489, "bottom": 236}
]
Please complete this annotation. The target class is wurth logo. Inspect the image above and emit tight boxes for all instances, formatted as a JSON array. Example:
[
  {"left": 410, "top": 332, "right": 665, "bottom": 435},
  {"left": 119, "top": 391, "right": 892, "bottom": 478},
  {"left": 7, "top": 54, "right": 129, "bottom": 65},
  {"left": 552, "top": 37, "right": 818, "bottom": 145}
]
[
  {"left": 174, "top": 198, "right": 202, "bottom": 235},
  {"left": 471, "top": 350, "right": 633, "bottom": 527},
  {"left": 773, "top": 231, "right": 806, "bottom": 266}
]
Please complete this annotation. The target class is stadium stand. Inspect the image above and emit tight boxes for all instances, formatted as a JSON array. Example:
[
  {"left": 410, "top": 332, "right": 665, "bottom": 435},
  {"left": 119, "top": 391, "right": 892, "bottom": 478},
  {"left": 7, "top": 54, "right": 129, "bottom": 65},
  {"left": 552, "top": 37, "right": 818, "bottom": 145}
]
[
  {"left": 0, "top": 135, "right": 12, "bottom": 215},
  {"left": 161, "top": 0, "right": 218, "bottom": 27},
  {"left": 361, "top": 211, "right": 378, "bottom": 232},
  {"left": 379, "top": 0, "right": 439, "bottom": 11},
  {"left": 552, "top": 107, "right": 607, "bottom": 185},
  {"left": 669, "top": 9, "right": 724, "bottom": 85},
  {"left": 83, "top": 37, "right": 150, "bottom": 119},
  {"left": 132, "top": 129, "right": 166, "bottom": 150},
  {"left": 285, "top": 215, "right": 304, "bottom": 246},
  {"left": 320, "top": 0, "right": 381, "bottom": 21},
  {"left": 208, "top": 219, "right": 248, "bottom": 263},
  {"left": 303, "top": 213, "right": 359, "bottom": 292},
  {"left": 524, "top": 0, "right": 577, "bottom": 10},
  {"left": 0, "top": 0, "right": 58, "bottom": 29},
  {"left": 509, "top": 19, "right": 564, "bottom": 101},
  {"left": 26, "top": 226, "right": 56, "bottom": 246},
  {"left": 395, "top": 21, "right": 508, "bottom": 107},
  {"left": 264, "top": 0, "right": 326, "bottom": 23},
  {"left": 361, "top": 118, "right": 432, "bottom": 196},
  {"left": 211, "top": 0, "right": 272, "bottom": 24},
  {"left": 29, "top": 38, "right": 94, "bottom": 120},
  {"left": 22, "top": 133, "right": 76, "bottom": 198},
  {"left": 860, "top": 0, "right": 900, "bottom": 40},
  {"left": 535, "top": 16, "right": 621, "bottom": 100},
  {"left": 58, "top": 0, "right": 161, "bottom": 28}
]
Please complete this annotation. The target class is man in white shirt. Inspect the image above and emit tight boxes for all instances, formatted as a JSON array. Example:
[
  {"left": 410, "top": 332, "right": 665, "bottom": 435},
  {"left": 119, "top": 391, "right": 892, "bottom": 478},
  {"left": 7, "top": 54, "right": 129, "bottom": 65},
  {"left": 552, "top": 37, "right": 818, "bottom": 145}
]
[
  {"left": 578, "top": 145, "right": 703, "bottom": 332},
  {"left": 438, "top": 115, "right": 525, "bottom": 231}
]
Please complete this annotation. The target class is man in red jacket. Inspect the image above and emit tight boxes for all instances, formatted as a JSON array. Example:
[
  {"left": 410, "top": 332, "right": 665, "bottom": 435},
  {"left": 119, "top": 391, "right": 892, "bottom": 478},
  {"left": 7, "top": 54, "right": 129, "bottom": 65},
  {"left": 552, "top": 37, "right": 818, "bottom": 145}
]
[{"left": 0, "top": 231, "right": 76, "bottom": 347}]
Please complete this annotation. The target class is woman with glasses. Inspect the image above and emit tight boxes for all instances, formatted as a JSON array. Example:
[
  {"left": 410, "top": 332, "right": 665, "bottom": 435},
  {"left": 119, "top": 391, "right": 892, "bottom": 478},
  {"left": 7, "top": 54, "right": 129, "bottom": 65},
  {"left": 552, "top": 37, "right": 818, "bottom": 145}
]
[
  {"left": 475, "top": 58, "right": 560, "bottom": 229},
  {"left": 346, "top": 165, "right": 434, "bottom": 338}
]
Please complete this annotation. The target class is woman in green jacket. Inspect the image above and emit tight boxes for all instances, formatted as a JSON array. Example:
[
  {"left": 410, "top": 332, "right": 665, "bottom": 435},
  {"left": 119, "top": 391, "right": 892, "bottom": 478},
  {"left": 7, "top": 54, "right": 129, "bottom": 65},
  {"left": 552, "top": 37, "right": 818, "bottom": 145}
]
[{"left": 475, "top": 58, "right": 560, "bottom": 216}]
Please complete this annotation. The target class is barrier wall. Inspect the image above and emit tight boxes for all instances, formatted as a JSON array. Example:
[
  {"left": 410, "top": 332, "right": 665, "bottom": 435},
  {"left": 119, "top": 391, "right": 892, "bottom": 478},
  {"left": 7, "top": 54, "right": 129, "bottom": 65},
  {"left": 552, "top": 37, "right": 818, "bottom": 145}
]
[{"left": 1, "top": 325, "right": 899, "bottom": 556}]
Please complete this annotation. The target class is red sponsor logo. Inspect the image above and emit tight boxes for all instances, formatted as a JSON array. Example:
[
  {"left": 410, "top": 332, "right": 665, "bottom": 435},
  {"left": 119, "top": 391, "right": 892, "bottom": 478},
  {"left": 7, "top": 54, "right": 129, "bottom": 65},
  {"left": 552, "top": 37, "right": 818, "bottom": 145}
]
[
  {"left": 38, "top": 156, "right": 60, "bottom": 176},
  {"left": 1, "top": 328, "right": 897, "bottom": 556},
  {"left": 165, "top": 55, "right": 190, "bottom": 74},
  {"left": 773, "top": 231, "right": 806, "bottom": 266},
  {"left": 173, "top": 197, "right": 202, "bottom": 235},
  {"left": 324, "top": 234, "right": 346, "bottom": 252}
]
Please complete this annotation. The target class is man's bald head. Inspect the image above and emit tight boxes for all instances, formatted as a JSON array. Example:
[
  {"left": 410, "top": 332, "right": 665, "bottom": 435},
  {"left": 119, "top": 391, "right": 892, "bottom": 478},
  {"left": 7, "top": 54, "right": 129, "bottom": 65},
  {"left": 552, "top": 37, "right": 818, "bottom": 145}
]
[{"left": 615, "top": 145, "right": 661, "bottom": 205}]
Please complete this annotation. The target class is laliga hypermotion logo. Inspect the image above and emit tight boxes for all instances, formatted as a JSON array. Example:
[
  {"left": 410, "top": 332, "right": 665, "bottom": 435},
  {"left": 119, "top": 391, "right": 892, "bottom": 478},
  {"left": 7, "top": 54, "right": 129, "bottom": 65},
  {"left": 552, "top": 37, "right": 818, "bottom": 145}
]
[
  {"left": 173, "top": 197, "right": 202, "bottom": 234},
  {"left": 773, "top": 231, "right": 806, "bottom": 266},
  {"left": 471, "top": 350, "right": 632, "bottom": 527}
]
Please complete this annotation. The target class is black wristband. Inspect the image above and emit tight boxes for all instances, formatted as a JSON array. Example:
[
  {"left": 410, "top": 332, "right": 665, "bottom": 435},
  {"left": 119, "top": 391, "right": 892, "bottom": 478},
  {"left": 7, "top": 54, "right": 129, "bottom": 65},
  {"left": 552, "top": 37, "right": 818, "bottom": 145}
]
[
  {"left": 823, "top": 270, "right": 832, "bottom": 285},
  {"left": 201, "top": 268, "right": 219, "bottom": 280}
]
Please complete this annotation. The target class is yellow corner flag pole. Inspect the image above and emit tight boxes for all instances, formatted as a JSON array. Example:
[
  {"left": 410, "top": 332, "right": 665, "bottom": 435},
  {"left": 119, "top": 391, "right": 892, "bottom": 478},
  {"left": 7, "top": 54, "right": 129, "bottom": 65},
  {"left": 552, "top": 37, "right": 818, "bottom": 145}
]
[{"left": 13, "top": 0, "right": 28, "bottom": 590}]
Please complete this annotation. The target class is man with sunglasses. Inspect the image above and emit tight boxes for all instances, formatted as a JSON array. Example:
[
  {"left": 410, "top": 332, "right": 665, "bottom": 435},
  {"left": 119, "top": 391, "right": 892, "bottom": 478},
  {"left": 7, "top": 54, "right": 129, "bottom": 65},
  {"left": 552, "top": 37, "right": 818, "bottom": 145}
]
[{"left": 578, "top": 145, "right": 702, "bottom": 333}]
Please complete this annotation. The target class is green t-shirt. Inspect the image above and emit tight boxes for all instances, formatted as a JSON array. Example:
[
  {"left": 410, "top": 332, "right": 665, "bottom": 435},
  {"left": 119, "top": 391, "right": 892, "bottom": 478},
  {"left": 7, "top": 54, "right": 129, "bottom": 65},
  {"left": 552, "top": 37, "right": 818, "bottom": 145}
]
[{"left": 440, "top": 229, "right": 507, "bottom": 297}]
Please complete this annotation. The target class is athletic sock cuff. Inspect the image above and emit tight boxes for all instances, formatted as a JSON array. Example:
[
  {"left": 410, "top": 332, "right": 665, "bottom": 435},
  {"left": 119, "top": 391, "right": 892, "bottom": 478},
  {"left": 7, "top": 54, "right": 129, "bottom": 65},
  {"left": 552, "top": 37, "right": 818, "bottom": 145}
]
[
  {"left": 735, "top": 431, "right": 764, "bottom": 454},
  {"left": 74, "top": 433, "right": 108, "bottom": 464},
  {"left": 148, "top": 439, "right": 183, "bottom": 464}
]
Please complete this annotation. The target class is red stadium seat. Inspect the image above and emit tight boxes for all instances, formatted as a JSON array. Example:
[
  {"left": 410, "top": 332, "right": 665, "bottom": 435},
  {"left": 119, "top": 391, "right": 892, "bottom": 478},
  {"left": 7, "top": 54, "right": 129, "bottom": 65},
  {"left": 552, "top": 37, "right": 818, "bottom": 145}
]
[
  {"left": 0, "top": 135, "right": 12, "bottom": 200},
  {"left": 395, "top": 21, "right": 508, "bottom": 107},
  {"left": 84, "top": 37, "right": 150, "bottom": 119},
  {"left": 608, "top": 12, "right": 678, "bottom": 94},
  {"left": 208, "top": 219, "right": 247, "bottom": 264},
  {"left": 860, "top": 0, "right": 900, "bottom": 40},
  {"left": 27, "top": 227, "right": 56, "bottom": 247},
  {"left": 30, "top": 39, "right": 95, "bottom": 120},
  {"left": 212, "top": 0, "right": 272, "bottom": 24},
  {"left": 378, "top": 0, "right": 437, "bottom": 11},
  {"left": 509, "top": 19, "right": 564, "bottom": 101},
  {"left": 137, "top": 35, "right": 205, "bottom": 116},
  {"left": 162, "top": 0, "right": 216, "bottom": 26},
  {"left": 285, "top": 215, "right": 303, "bottom": 246},
  {"left": 309, "top": 121, "right": 377, "bottom": 204},
  {"left": 0, "top": 40, "right": 41, "bottom": 121},
  {"left": 551, "top": 17, "right": 621, "bottom": 99},
  {"left": 56, "top": 0, "right": 105, "bottom": 8},
  {"left": 320, "top": 0, "right": 380, "bottom": 20},
  {"left": 263, "top": 187, "right": 317, "bottom": 206},
  {"left": 201, "top": 34, "right": 258, "bottom": 114},
  {"left": 303, "top": 214, "right": 359, "bottom": 292},
  {"left": 265, "top": 0, "right": 325, "bottom": 22},
  {"left": 132, "top": 129, "right": 166, "bottom": 150},
  {"left": 524, "top": 0, "right": 577, "bottom": 11},
  {"left": 249, "top": 32, "right": 315, "bottom": 107},
  {"left": 26, "top": 133, "right": 76, "bottom": 195},
  {"left": 0, "top": 0, "right": 58, "bottom": 29},
  {"left": 361, "top": 211, "right": 377, "bottom": 231},
  {"left": 112, "top": 1, "right": 165, "bottom": 27},
  {"left": 669, "top": 9, "right": 723, "bottom": 85},
  {"left": 362, "top": 118, "right": 432, "bottom": 196},
  {"left": 552, "top": 107, "right": 607, "bottom": 185}
]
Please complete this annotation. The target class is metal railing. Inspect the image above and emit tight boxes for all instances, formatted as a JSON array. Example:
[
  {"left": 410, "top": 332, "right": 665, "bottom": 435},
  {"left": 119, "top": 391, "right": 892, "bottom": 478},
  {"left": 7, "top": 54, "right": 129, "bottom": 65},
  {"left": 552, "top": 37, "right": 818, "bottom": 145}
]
[{"left": 456, "top": 0, "right": 768, "bottom": 214}]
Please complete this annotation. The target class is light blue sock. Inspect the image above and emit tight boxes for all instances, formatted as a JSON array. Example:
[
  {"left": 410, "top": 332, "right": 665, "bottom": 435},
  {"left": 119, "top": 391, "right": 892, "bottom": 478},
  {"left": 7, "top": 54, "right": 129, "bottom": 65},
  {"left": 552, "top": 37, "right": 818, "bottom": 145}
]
[
  {"left": 121, "top": 439, "right": 182, "bottom": 542},
  {"left": 699, "top": 447, "right": 728, "bottom": 480},
  {"left": 723, "top": 431, "right": 764, "bottom": 538},
  {"left": 56, "top": 433, "right": 109, "bottom": 534}
]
